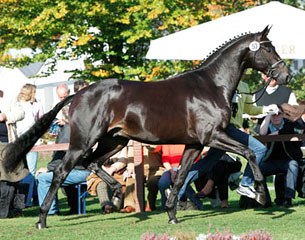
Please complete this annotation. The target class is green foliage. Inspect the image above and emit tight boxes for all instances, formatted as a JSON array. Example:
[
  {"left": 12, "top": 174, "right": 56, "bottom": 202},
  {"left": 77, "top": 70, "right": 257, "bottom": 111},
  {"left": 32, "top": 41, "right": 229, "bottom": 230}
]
[
  {"left": 0, "top": 0, "right": 268, "bottom": 82},
  {"left": 0, "top": 0, "right": 304, "bottom": 91},
  {"left": 289, "top": 68, "right": 305, "bottom": 102}
]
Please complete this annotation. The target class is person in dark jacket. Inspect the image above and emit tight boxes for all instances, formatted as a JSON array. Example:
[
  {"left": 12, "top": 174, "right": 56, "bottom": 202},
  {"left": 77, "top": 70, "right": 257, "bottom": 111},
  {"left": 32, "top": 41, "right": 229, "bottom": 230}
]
[
  {"left": 36, "top": 124, "right": 90, "bottom": 215},
  {"left": 0, "top": 89, "right": 27, "bottom": 218},
  {"left": 254, "top": 73, "right": 298, "bottom": 206},
  {"left": 259, "top": 112, "right": 304, "bottom": 207}
]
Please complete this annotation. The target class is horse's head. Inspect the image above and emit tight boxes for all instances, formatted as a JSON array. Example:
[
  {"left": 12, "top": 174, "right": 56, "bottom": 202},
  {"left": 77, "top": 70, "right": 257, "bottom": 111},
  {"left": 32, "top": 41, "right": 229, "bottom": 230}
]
[{"left": 245, "top": 25, "right": 291, "bottom": 85}]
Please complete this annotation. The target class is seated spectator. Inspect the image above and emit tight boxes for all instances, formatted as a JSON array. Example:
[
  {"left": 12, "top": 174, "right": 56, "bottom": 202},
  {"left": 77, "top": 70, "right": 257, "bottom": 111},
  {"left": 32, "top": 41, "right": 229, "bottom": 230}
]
[
  {"left": 118, "top": 144, "right": 164, "bottom": 213},
  {"left": 86, "top": 142, "right": 160, "bottom": 214},
  {"left": 86, "top": 149, "right": 129, "bottom": 214},
  {"left": 119, "top": 144, "right": 158, "bottom": 213},
  {"left": 36, "top": 124, "right": 90, "bottom": 215},
  {"left": 194, "top": 154, "right": 242, "bottom": 208},
  {"left": 157, "top": 145, "right": 203, "bottom": 210},
  {"left": 48, "top": 81, "right": 88, "bottom": 212},
  {"left": 258, "top": 112, "right": 304, "bottom": 207},
  {"left": 119, "top": 163, "right": 137, "bottom": 213}
]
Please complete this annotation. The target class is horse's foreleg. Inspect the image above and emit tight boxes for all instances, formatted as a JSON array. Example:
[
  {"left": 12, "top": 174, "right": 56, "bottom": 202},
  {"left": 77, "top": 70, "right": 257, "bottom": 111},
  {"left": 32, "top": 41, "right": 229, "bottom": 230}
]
[
  {"left": 166, "top": 145, "right": 203, "bottom": 224},
  {"left": 209, "top": 131, "right": 266, "bottom": 205},
  {"left": 36, "top": 151, "right": 80, "bottom": 229},
  {"left": 243, "top": 148, "right": 265, "bottom": 205}
]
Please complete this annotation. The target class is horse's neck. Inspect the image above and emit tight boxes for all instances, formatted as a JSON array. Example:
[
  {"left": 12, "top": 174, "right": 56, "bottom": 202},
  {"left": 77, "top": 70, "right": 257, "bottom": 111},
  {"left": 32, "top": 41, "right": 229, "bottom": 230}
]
[{"left": 201, "top": 46, "right": 248, "bottom": 99}]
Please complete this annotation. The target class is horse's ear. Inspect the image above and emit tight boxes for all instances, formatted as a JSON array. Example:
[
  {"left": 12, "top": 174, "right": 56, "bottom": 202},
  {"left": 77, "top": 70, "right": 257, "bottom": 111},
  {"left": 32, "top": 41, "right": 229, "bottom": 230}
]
[{"left": 261, "top": 25, "right": 272, "bottom": 38}]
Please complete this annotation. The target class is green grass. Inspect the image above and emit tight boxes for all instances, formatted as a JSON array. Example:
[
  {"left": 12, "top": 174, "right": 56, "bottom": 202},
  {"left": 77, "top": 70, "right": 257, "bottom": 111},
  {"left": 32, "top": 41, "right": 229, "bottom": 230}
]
[
  {"left": 2, "top": 186, "right": 305, "bottom": 239},
  {"left": 1, "top": 155, "right": 305, "bottom": 239}
]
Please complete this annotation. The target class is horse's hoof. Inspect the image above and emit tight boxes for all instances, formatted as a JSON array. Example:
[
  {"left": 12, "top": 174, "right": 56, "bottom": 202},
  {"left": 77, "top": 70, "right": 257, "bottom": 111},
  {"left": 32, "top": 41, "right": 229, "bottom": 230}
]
[
  {"left": 112, "top": 196, "right": 122, "bottom": 211},
  {"left": 168, "top": 218, "right": 179, "bottom": 224},
  {"left": 255, "top": 192, "right": 266, "bottom": 206},
  {"left": 36, "top": 222, "right": 45, "bottom": 230}
]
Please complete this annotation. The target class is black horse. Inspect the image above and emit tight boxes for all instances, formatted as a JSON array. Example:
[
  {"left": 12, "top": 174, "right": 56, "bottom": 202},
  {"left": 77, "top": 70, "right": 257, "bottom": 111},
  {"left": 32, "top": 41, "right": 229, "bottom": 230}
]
[{"left": 2, "top": 26, "right": 290, "bottom": 228}]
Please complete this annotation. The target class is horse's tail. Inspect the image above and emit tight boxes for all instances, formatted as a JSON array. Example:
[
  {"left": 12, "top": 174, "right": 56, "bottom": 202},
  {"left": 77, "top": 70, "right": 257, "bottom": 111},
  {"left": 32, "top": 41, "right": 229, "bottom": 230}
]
[{"left": 2, "top": 94, "right": 75, "bottom": 173}]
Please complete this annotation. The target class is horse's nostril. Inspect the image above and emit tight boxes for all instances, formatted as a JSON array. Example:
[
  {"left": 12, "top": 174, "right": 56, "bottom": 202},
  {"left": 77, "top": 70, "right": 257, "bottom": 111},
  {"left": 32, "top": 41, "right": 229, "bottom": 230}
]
[{"left": 286, "top": 75, "right": 291, "bottom": 83}]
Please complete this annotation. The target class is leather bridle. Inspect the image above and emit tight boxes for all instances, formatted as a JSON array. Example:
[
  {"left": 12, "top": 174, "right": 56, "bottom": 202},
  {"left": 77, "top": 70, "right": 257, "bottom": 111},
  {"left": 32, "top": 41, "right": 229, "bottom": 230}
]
[
  {"left": 252, "top": 40, "right": 284, "bottom": 79},
  {"left": 242, "top": 40, "right": 285, "bottom": 104}
]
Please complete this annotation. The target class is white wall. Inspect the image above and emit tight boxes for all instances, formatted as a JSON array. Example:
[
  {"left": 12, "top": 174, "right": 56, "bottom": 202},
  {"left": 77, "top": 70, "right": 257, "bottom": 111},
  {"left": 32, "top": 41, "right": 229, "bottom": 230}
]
[
  {"left": 0, "top": 58, "right": 84, "bottom": 113},
  {"left": 0, "top": 67, "right": 32, "bottom": 100}
]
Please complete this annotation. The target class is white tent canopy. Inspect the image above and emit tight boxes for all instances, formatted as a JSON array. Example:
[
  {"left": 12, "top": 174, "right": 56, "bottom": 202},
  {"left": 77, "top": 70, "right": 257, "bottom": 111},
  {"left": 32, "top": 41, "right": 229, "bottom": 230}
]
[{"left": 146, "top": 2, "right": 305, "bottom": 60}]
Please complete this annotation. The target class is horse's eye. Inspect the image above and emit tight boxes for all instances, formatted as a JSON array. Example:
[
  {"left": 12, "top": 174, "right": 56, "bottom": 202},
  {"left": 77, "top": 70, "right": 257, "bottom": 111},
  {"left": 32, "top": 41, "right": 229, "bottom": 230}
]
[{"left": 265, "top": 47, "right": 272, "bottom": 53}]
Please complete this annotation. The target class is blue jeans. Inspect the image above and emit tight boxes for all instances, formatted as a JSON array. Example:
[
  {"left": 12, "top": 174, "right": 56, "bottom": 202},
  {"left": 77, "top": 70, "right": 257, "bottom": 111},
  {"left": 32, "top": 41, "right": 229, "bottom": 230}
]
[
  {"left": 158, "top": 167, "right": 177, "bottom": 210},
  {"left": 26, "top": 151, "right": 38, "bottom": 176},
  {"left": 20, "top": 152, "right": 38, "bottom": 207},
  {"left": 37, "top": 169, "right": 90, "bottom": 214},
  {"left": 208, "top": 124, "right": 266, "bottom": 187},
  {"left": 239, "top": 134, "right": 266, "bottom": 187},
  {"left": 179, "top": 124, "right": 267, "bottom": 198},
  {"left": 158, "top": 167, "right": 203, "bottom": 210},
  {"left": 259, "top": 159, "right": 298, "bottom": 201}
]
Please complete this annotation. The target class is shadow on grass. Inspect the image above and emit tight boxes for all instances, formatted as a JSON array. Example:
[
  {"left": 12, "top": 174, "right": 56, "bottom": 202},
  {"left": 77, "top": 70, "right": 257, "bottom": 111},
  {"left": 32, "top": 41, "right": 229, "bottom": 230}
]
[
  {"left": 177, "top": 199, "right": 297, "bottom": 223},
  {"left": 22, "top": 196, "right": 300, "bottom": 229}
]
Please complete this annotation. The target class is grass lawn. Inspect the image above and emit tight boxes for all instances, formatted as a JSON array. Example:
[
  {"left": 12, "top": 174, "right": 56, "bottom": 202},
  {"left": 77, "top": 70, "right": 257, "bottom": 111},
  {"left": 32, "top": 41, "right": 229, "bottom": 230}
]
[
  {"left": 1, "top": 154, "right": 305, "bottom": 239},
  {"left": 1, "top": 192, "right": 305, "bottom": 240}
]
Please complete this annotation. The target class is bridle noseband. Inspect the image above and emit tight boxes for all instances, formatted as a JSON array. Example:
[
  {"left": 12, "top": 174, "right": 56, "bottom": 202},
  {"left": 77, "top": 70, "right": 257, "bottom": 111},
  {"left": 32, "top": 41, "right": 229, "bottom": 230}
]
[{"left": 266, "top": 59, "right": 284, "bottom": 79}]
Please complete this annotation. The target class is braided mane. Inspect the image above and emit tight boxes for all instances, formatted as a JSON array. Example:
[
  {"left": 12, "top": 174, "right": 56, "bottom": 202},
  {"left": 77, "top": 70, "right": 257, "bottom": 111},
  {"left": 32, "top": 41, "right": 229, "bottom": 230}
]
[
  {"left": 195, "top": 31, "right": 252, "bottom": 69},
  {"left": 170, "top": 31, "right": 252, "bottom": 79}
]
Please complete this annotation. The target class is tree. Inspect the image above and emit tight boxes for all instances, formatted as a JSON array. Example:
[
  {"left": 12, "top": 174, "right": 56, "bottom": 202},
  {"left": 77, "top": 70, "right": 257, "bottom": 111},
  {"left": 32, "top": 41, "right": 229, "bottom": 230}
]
[
  {"left": 0, "top": 0, "right": 303, "bottom": 89},
  {"left": 0, "top": 0, "right": 260, "bottom": 81}
]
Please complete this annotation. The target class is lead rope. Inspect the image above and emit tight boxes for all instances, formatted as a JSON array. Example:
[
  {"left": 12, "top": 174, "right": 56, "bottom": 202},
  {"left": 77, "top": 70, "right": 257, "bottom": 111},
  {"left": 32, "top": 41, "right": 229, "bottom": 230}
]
[{"left": 237, "top": 77, "right": 272, "bottom": 105}]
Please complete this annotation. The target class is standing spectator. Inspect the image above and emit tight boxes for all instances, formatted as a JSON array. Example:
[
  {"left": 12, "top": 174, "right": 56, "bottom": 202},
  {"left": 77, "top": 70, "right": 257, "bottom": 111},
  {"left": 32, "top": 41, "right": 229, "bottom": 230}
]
[
  {"left": 0, "top": 89, "right": 25, "bottom": 217},
  {"left": 254, "top": 73, "right": 298, "bottom": 206},
  {"left": 48, "top": 84, "right": 70, "bottom": 137},
  {"left": 258, "top": 112, "right": 304, "bottom": 207},
  {"left": 30, "top": 84, "right": 44, "bottom": 121},
  {"left": 254, "top": 73, "right": 298, "bottom": 130},
  {"left": 0, "top": 90, "right": 25, "bottom": 142},
  {"left": 16, "top": 84, "right": 44, "bottom": 207},
  {"left": 55, "top": 83, "right": 70, "bottom": 126}
]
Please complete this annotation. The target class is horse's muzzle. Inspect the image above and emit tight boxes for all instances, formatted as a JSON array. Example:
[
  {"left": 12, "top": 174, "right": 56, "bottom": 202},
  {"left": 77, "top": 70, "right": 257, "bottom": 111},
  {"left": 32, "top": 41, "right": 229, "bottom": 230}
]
[{"left": 275, "top": 71, "right": 291, "bottom": 85}]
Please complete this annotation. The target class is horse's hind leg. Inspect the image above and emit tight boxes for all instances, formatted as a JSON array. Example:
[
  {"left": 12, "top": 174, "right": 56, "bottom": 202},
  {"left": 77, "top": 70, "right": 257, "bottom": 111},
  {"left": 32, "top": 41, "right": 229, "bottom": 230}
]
[
  {"left": 88, "top": 162, "right": 124, "bottom": 209},
  {"left": 36, "top": 149, "right": 85, "bottom": 229},
  {"left": 166, "top": 145, "right": 203, "bottom": 224},
  {"left": 87, "top": 137, "right": 130, "bottom": 208}
]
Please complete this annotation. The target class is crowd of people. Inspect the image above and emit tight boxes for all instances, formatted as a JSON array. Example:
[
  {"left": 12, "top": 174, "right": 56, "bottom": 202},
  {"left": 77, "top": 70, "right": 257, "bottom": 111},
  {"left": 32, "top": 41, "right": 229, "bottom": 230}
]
[{"left": 0, "top": 73, "right": 305, "bottom": 218}]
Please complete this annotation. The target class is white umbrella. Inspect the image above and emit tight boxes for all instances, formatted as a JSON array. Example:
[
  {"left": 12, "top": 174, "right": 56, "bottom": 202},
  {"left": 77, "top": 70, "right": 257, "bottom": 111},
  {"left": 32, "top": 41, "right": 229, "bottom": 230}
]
[{"left": 146, "top": 1, "right": 305, "bottom": 60}]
